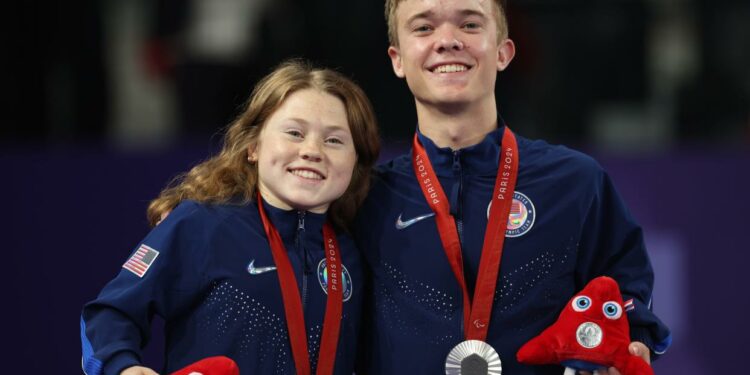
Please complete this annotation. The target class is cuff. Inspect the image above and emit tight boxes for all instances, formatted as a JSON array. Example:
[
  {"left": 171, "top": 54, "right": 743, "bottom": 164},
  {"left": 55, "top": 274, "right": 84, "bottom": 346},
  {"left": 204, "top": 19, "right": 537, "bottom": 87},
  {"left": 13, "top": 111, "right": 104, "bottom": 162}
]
[
  {"left": 103, "top": 351, "right": 142, "bottom": 375},
  {"left": 630, "top": 326, "right": 672, "bottom": 360}
]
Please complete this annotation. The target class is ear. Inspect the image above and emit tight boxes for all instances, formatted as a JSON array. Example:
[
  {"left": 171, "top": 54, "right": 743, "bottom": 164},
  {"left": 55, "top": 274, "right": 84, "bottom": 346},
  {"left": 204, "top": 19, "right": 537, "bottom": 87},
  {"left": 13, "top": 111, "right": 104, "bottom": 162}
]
[
  {"left": 388, "top": 46, "right": 406, "bottom": 78},
  {"left": 496, "top": 38, "right": 516, "bottom": 72},
  {"left": 247, "top": 144, "right": 258, "bottom": 162}
]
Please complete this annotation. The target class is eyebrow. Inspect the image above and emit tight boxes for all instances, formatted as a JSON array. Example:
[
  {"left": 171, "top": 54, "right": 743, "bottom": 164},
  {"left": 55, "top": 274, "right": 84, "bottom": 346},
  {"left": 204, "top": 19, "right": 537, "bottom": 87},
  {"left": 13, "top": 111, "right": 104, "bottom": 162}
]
[
  {"left": 405, "top": 10, "right": 435, "bottom": 25},
  {"left": 405, "top": 9, "right": 488, "bottom": 25},
  {"left": 457, "top": 9, "right": 488, "bottom": 20},
  {"left": 285, "top": 117, "right": 349, "bottom": 132}
]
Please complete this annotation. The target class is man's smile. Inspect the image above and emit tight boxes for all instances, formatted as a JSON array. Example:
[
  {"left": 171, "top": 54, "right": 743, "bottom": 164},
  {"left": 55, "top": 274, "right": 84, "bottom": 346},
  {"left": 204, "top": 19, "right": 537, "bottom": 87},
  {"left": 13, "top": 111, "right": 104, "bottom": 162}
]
[{"left": 428, "top": 62, "right": 473, "bottom": 73}]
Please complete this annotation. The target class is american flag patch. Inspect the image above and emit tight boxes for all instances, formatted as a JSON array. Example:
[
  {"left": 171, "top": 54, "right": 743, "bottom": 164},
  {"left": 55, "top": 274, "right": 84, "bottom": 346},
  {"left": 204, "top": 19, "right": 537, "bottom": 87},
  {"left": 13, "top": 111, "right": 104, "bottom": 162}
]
[
  {"left": 624, "top": 298, "right": 635, "bottom": 312},
  {"left": 122, "top": 244, "right": 160, "bottom": 278}
]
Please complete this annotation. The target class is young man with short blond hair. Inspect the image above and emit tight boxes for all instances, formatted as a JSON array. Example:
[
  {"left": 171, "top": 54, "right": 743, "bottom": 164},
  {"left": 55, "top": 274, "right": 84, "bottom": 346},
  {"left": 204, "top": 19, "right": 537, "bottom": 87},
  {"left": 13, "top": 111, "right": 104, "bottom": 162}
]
[{"left": 354, "top": 0, "right": 671, "bottom": 373}]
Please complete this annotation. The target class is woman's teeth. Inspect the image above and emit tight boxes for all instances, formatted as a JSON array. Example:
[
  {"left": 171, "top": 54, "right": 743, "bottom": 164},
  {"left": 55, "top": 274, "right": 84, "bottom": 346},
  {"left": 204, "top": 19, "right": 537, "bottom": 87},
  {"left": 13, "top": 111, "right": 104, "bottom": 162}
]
[{"left": 290, "top": 169, "right": 323, "bottom": 180}]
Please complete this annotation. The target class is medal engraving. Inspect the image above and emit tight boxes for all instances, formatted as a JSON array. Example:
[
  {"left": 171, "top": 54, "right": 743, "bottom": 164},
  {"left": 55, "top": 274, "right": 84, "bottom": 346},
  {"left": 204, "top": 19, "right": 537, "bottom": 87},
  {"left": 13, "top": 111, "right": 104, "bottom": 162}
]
[
  {"left": 461, "top": 354, "right": 488, "bottom": 375},
  {"left": 575, "top": 322, "right": 603, "bottom": 349},
  {"left": 445, "top": 340, "right": 502, "bottom": 375}
]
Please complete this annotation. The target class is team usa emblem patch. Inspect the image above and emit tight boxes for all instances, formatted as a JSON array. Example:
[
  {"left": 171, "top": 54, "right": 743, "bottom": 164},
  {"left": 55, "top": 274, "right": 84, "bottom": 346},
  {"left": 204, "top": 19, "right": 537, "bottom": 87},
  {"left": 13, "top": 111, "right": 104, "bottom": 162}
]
[
  {"left": 122, "top": 244, "right": 160, "bottom": 277},
  {"left": 488, "top": 191, "right": 536, "bottom": 238},
  {"left": 317, "top": 259, "right": 353, "bottom": 301}
]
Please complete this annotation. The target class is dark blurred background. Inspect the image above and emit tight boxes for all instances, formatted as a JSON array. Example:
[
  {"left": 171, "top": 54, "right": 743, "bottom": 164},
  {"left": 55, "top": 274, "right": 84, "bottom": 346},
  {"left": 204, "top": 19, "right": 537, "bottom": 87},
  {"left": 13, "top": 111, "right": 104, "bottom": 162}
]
[{"left": 2, "top": 0, "right": 748, "bottom": 373}]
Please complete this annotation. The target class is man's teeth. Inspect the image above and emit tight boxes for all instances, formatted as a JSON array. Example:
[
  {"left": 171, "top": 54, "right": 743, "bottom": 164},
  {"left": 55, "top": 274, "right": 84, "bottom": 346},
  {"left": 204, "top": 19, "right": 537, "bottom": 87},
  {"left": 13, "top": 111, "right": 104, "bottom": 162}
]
[
  {"left": 434, "top": 64, "right": 468, "bottom": 73},
  {"left": 290, "top": 169, "right": 323, "bottom": 180}
]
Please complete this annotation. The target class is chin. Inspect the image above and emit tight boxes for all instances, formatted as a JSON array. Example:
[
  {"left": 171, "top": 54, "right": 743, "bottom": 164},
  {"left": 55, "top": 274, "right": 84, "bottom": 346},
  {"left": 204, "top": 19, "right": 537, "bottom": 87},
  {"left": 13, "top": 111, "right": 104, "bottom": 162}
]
[
  {"left": 287, "top": 198, "right": 328, "bottom": 213},
  {"left": 427, "top": 94, "right": 473, "bottom": 109},
  {"left": 416, "top": 86, "right": 471, "bottom": 103}
]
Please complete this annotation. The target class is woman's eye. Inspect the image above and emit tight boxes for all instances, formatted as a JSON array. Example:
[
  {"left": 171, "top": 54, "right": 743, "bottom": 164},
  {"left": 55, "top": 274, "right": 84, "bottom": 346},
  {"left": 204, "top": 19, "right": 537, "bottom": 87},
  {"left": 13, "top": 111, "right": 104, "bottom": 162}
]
[
  {"left": 572, "top": 296, "right": 591, "bottom": 312},
  {"left": 326, "top": 137, "right": 344, "bottom": 145},
  {"left": 285, "top": 130, "right": 303, "bottom": 138},
  {"left": 602, "top": 301, "right": 623, "bottom": 319}
]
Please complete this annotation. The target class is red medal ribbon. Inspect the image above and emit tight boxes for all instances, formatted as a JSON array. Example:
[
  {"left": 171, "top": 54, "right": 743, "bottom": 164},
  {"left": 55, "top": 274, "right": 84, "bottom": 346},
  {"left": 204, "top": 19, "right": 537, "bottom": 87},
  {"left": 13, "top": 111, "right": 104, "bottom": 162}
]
[
  {"left": 411, "top": 127, "right": 519, "bottom": 341},
  {"left": 257, "top": 192, "right": 343, "bottom": 375}
]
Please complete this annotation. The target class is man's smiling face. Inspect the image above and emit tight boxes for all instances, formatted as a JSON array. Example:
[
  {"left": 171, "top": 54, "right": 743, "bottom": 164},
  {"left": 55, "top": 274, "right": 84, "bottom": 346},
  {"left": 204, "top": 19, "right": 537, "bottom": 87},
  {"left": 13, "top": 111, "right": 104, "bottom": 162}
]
[{"left": 388, "top": 0, "right": 513, "bottom": 108}]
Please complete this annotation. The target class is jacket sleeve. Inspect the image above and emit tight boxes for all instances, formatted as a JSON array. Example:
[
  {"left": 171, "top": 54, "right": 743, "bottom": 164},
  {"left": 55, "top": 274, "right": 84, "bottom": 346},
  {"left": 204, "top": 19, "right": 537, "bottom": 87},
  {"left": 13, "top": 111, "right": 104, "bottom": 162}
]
[
  {"left": 575, "top": 169, "right": 672, "bottom": 359},
  {"left": 80, "top": 202, "right": 210, "bottom": 375}
]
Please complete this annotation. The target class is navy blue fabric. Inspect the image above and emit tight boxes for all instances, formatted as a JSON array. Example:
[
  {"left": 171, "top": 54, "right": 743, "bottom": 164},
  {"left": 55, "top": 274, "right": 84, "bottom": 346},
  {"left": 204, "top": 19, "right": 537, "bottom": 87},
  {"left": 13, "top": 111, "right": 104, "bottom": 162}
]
[
  {"left": 354, "top": 124, "right": 671, "bottom": 374},
  {"left": 81, "top": 199, "right": 363, "bottom": 375}
]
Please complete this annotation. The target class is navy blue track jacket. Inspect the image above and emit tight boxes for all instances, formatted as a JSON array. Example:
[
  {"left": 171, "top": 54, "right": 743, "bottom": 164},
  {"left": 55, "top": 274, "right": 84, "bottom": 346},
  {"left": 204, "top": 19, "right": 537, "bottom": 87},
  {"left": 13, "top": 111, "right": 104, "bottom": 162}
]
[
  {"left": 81, "top": 200, "right": 363, "bottom": 375},
  {"left": 355, "top": 124, "right": 672, "bottom": 374}
]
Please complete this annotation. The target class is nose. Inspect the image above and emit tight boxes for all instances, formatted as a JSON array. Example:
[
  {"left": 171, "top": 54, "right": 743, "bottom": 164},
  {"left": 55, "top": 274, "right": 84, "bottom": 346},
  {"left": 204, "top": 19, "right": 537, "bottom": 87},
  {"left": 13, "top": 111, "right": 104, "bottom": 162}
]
[
  {"left": 300, "top": 139, "right": 322, "bottom": 162},
  {"left": 435, "top": 27, "right": 464, "bottom": 52}
]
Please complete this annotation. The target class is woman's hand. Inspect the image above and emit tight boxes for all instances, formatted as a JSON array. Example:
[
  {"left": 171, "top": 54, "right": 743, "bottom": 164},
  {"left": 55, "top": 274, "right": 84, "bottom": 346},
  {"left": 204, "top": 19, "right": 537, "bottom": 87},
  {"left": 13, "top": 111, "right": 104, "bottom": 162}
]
[{"left": 121, "top": 365, "right": 160, "bottom": 375}]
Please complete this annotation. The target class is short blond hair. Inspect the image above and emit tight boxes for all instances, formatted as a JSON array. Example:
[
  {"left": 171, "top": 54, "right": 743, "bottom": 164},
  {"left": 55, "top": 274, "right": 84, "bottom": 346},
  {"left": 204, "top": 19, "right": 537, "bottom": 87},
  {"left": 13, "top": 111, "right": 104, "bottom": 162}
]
[{"left": 385, "top": 0, "right": 508, "bottom": 47}]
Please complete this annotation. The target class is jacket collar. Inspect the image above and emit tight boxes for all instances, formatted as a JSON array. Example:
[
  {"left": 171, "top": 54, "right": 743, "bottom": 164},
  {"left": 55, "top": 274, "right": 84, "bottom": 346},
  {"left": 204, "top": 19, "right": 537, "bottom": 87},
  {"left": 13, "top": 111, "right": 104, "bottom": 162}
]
[
  {"left": 259, "top": 197, "right": 327, "bottom": 240},
  {"left": 415, "top": 119, "right": 506, "bottom": 176}
]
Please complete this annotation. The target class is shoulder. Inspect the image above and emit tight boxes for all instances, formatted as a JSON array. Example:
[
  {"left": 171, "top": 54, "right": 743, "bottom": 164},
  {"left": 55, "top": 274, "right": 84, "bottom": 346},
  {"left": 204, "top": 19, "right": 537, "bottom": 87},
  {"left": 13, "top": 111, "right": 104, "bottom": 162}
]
[
  {"left": 365, "top": 153, "right": 426, "bottom": 207},
  {"left": 156, "top": 200, "right": 261, "bottom": 241},
  {"left": 373, "top": 153, "right": 413, "bottom": 179},
  {"left": 372, "top": 152, "right": 417, "bottom": 189},
  {"left": 517, "top": 134, "right": 605, "bottom": 183},
  {"left": 136, "top": 200, "right": 264, "bottom": 272},
  {"left": 165, "top": 200, "right": 234, "bottom": 227}
]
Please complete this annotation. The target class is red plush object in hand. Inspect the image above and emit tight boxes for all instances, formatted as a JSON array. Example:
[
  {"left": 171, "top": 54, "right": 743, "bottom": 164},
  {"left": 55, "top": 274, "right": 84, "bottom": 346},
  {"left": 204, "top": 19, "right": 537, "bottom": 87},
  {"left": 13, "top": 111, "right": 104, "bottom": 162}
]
[
  {"left": 170, "top": 356, "right": 240, "bottom": 375},
  {"left": 516, "top": 276, "right": 652, "bottom": 375}
]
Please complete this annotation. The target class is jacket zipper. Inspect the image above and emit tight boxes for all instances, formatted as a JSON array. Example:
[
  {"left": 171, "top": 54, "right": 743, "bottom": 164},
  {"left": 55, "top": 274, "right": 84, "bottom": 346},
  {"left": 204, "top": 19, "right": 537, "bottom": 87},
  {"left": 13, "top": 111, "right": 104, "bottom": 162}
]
[
  {"left": 451, "top": 150, "right": 465, "bottom": 247},
  {"left": 450, "top": 150, "right": 466, "bottom": 339},
  {"left": 296, "top": 211, "right": 310, "bottom": 312}
]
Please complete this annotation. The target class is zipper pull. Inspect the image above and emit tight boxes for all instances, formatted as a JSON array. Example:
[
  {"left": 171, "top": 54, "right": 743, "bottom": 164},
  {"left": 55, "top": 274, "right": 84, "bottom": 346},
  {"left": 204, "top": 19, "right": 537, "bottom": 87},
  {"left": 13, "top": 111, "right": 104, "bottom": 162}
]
[
  {"left": 297, "top": 211, "right": 312, "bottom": 275},
  {"left": 297, "top": 211, "right": 306, "bottom": 232},
  {"left": 295, "top": 211, "right": 305, "bottom": 248},
  {"left": 452, "top": 150, "right": 461, "bottom": 172}
]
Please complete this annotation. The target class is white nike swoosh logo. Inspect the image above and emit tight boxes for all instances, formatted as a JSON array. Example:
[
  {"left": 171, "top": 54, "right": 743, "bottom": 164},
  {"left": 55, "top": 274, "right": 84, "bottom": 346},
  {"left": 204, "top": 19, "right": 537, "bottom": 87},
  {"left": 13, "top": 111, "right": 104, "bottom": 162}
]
[
  {"left": 247, "top": 259, "right": 277, "bottom": 275},
  {"left": 395, "top": 212, "right": 436, "bottom": 229}
]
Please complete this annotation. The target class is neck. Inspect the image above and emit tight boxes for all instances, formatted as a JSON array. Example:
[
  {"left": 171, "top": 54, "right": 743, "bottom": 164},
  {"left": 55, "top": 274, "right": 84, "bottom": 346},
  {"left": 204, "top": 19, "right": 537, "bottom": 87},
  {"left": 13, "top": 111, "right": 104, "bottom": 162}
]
[
  {"left": 258, "top": 189, "right": 329, "bottom": 214},
  {"left": 415, "top": 97, "right": 498, "bottom": 150}
]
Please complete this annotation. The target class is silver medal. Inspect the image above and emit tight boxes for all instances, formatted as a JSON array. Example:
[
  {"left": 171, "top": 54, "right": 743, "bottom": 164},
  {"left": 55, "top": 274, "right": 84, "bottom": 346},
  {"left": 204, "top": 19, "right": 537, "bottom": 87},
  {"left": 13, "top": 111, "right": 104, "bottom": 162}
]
[
  {"left": 445, "top": 340, "right": 502, "bottom": 375},
  {"left": 575, "top": 322, "right": 603, "bottom": 349}
]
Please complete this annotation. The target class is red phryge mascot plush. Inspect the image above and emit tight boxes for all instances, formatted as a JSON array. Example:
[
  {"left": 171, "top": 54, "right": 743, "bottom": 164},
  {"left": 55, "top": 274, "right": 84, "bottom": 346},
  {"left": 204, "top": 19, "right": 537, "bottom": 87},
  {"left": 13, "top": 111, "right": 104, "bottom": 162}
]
[
  {"left": 516, "top": 276, "right": 652, "bottom": 375},
  {"left": 170, "top": 356, "right": 240, "bottom": 375}
]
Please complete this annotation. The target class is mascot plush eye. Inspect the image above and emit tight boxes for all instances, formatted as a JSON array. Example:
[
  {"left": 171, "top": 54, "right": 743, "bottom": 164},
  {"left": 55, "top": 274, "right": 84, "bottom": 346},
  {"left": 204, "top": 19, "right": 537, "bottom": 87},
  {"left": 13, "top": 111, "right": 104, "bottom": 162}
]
[
  {"left": 572, "top": 296, "right": 591, "bottom": 312},
  {"left": 602, "top": 301, "right": 622, "bottom": 319}
]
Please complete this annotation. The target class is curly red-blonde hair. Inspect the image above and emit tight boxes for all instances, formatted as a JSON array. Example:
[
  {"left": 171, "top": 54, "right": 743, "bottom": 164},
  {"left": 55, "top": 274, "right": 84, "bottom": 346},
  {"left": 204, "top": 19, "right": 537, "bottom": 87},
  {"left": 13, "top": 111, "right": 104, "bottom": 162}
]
[{"left": 147, "top": 59, "right": 380, "bottom": 232}]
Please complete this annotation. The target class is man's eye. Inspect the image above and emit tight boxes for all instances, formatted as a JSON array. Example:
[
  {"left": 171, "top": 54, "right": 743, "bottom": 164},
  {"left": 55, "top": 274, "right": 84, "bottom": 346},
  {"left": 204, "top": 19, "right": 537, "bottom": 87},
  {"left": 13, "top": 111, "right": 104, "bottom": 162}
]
[
  {"left": 463, "top": 22, "right": 480, "bottom": 30},
  {"left": 414, "top": 24, "right": 433, "bottom": 33}
]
